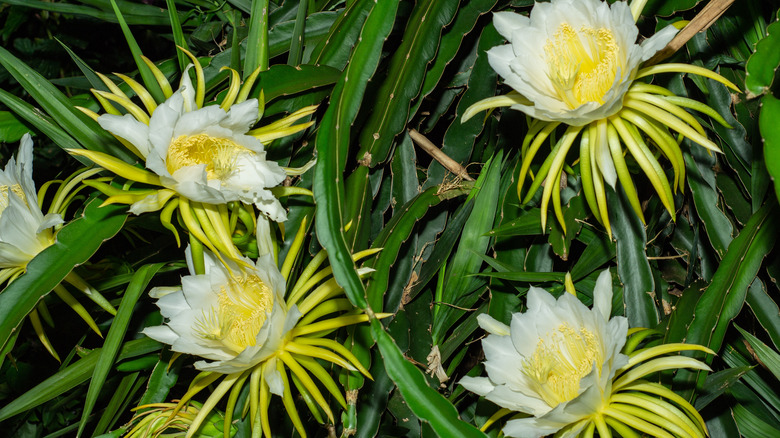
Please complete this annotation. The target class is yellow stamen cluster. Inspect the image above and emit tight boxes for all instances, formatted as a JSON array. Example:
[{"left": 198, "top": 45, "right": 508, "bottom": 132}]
[
  {"left": 0, "top": 184, "right": 27, "bottom": 212},
  {"left": 545, "top": 23, "right": 620, "bottom": 108},
  {"left": 167, "top": 134, "right": 252, "bottom": 181},
  {"left": 524, "top": 323, "right": 601, "bottom": 407},
  {"left": 195, "top": 273, "right": 274, "bottom": 353}
]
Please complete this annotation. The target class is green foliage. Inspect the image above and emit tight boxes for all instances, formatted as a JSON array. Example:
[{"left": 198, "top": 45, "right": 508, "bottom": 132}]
[{"left": 0, "top": 0, "right": 779, "bottom": 437}]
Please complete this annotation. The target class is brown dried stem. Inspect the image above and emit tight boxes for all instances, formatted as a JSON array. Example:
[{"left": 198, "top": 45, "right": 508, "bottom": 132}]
[
  {"left": 408, "top": 129, "right": 474, "bottom": 182},
  {"left": 644, "top": 0, "right": 735, "bottom": 67}
]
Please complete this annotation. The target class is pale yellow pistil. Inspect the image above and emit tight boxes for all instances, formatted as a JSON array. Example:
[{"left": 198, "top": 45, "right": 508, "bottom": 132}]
[
  {"left": 195, "top": 274, "right": 274, "bottom": 354},
  {"left": 523, "top": 323, "right": 602, "bottom": 408},
  {"left": 167, "top": 134, "right": 252, "bottom": 180},
  {"left": 545, "top": 23, "right": 620, "bottom": 108}
]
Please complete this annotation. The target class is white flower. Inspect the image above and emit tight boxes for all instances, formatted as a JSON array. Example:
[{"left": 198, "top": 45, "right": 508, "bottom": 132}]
[
  {"left": 97, "top": 70, "right": 289, "bottom": 221},
  {"left": 143, "top": 245, "right": 300, "bottom": 384},
  {"left": 463, "top": 0, "right": 738, "bottom": 238},
  {"left": 460, "top": 270, "right": 628, "bottom": 438},
  {"left": 0, "top": 133, "right": 63, "bottom": 272},
  {"left": 487, "top": 0, "right": 676, "bottom": 126}
]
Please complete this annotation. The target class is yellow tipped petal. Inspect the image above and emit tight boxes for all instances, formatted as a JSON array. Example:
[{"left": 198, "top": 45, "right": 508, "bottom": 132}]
[
  {"left": 637, "top": 63, "right": 741, "bottom": 92},
  {"left": 285, "top": 341, "right": 357, "bottom": 372},
  {"left": 278, "top": 352, "right": 334, "bottom": 422},
  {"left": 623, "top": 98, "right": 722, "bottom": 153},
  {"left": 613, "top": 356, "right": 711, "bottom": 392},
  {"left": 611, "top": 393, "right": 702, "bottom": 438},
  {"left": 291, "top": 314, "right": 371, "bottom": 337},
  {"left": 237, "top": 66, "right": 262, "bottom": 104},
  {"left": 606, "top": 122, "right": 645, "bottom": 223},
  {"left": 517, "top": 122, "right": 560, "bottom": 200},
  {"left": 179, "top": 47, "right": 205, "bottom": 108},
  {"left": 603, "top": 405, "right": 676, "bottom": 438},
  {"left": 185, "top": 372, "right": 242, "bottom": 438},
  {"left": 294, "top": 354, "right": 348, "bottom": 409},
  {"left": 609, "top": 403, "right": 686, "bottom": 438},
  {"left": 64, "top": 272, "right": 117, "bottom": 315},
  {"left": 564, "top": 273, "right": 576, "bottom": 296},
  {"left": 297, "top": 299, "right": 353, "bottom": 327},
  {"left": 178, "top": 198, "right": 225, "bottom": 265},
  {"left": 593, "top": 414, "right": 612, "bottom": 438},
  {"left": 539, "top": 126, "right": 581, "bottom": 231},
  {"left": 281, "top": 217, "right": 308, "bottom": 282},
  {"left": 142, "top": 55, "right": 173, "bottom": 98},
  {"left": 92, "top": 89, "right": 150, "bottom": 125},
  {"left": 550, "top": 166, "right": 566, "bottom": 233},
  {"left": 67, "top": 148, "right": 160, "bottom": 186},
  {"left": 252, "top": 121, "right": 315, "bottom": 144},
  {"left": 160, "top": 197, "right": 181, "bottom": 247},
  {"left": 625, "top": 92, "right": 707, "bottom": 136},
  {"left": 219, "top": 67, "right": 242, "bottom": 111},
  {"left": 52, "top": 284, "right": 102, "bottom": 337},
  {"left": 461, "top": 92, "right": 532, "bottom": 123},
  {"left": 276, "top": 359, "right": 307, "bottom": 437},
  {"left": 609, "top": 116, "right": 675, "bottom": 219},
  {"left": 96, "top": 71, "right": 127, "bottom": 98},
  {"left": 114, "top": 72, "right": 158, "bottom": 115},
  {"left": 604, "top": 416, "right": 642, "bottom": 438},
  {"left": 591, "top": 147, "right": 612, "bottom": 238},
  {"left": 479, "top": 408, "right": 512, "bottom": 432},
  {"left": 29, "top": 309, "right": 60, "bottom": 362},
  {"left": 625, "top": 343, "right": 715, "bottom": 368},
  {"left": 296, "top": 336, "right": 372, "bottom": 378},
  {"left": 281, "top": 158, "right": 317, "bottom": 176},
  {"left": 579, "top": 129, "right": 601, "bottom": 224},
  {"left": 629, "top": 82, "right": 676, "bottom": 96},
  {"left": 619, "top": 108, "right": 685, "bottom": 192},
  {"left": 621, "top": 381, "right": 708, "bottom": 434}
]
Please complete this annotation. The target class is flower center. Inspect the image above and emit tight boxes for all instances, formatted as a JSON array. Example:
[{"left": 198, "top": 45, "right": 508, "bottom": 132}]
[
  {"left": 195, "top": 273, "right": 274, "bottom": 354},
  {"left": 0, "top": 184, "right": 27, "bottom": 216},
  {"left": 522, "top": 323, "right": 602, "bottom": 408},
  {"left": 166, "top": 134, "right": 252, "bottom": 180},
  {"left": 545, "top": 23, "right": 620, "bottom": 109}
]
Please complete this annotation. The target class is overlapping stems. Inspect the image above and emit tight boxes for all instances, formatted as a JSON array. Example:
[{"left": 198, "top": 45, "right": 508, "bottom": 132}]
[
  {"left": 128, "top": 220, "right": 387, "bottom": 438},
  {"left": 69, "top": 48, "right": 316, "bottom": 266},
  {"left": 482, "top": 328, "right": 714, "bottom": 438},
  {"left": 515, "top": 65, "right": 738, "bottom": 237}
]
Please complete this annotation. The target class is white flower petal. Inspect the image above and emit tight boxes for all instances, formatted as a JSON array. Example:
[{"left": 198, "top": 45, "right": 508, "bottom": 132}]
[
  {"left": 459, "top": 376, "right": 495, "bottom": 397},
  {"left": 142, "top": 325, "right": 180, "bottom": 345},
  {"left": 37, "top": 213, "right": 63, "bottom": 233},
  {"left": 493, "top": 11, "right": 530, "bottom": 41},
  {"left": 223, "top": 99, "right": 259, "bottom": 133},
  {"left": 264, "top": 356, "right": 285, "bottom": 395},
  {"left": 97, "top": 114, "right": 151, "bottom": 157},
  {"left": 502, "top": 416, "right": 566, "bottom": 438},
  {"left": 179, "top": 66, "right": 196, "bottom": 113},
  {"left": 639, "top": 25, "right": 678, "bottom": 61}
]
